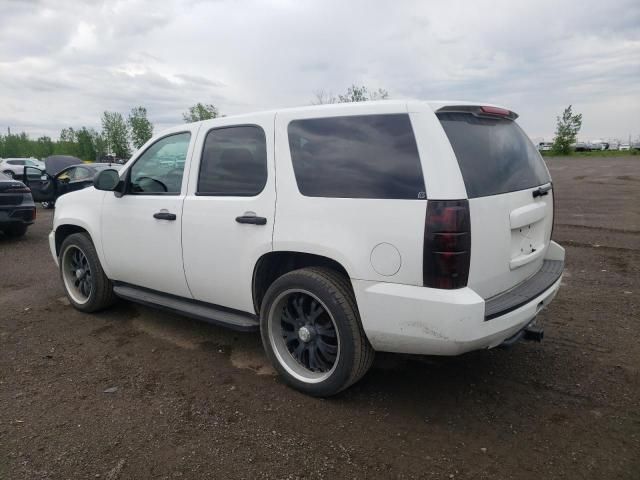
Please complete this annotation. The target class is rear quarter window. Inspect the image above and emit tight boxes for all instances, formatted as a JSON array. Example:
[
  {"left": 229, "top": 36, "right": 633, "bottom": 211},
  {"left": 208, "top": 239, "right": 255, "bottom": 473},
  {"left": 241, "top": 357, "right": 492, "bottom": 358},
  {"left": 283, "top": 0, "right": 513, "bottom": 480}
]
[
  {"left": 437, "top": 112, "right": 551, "bottom": 198},
  {"left": 287, "top": 114, "right": 426, "bottom": 199}
]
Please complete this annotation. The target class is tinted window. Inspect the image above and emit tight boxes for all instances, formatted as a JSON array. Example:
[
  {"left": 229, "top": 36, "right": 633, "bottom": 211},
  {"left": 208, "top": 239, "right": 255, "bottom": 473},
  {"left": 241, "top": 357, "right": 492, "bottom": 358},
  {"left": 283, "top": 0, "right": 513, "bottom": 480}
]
[
  {"left": 437, "top": 112, "right": 551, "bottom": 198},
  {"left": 198, "top": 126, "right": 267, "bottom": 196},
  {"left": 8, "top": 160, "right": 24, "bottom": 165},
  {"left": 57, "top": 167, "right": 74, "bottom": 181},
  {"left": 288, "top": 114, "right": 425, "bottom": 199},
  {"left": 129, "top": 132, "right": 191, "bottom": 194},
  {"left": 72, "top": 167, "right": 92, "bottom": 180}
]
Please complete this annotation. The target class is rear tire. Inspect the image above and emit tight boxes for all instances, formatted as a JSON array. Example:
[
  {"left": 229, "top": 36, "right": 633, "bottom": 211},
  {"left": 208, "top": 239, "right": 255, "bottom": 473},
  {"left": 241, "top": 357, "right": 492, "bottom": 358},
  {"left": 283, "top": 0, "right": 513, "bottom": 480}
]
[
  {"left": 59, "top": 233, "right": 116, "bottom": 313},
  {"left": 260, "top": 267, "right": 374, "bottom": 396},
  {"left": 3, "top": 170, "right": 14, "bottom": 179},
  {"left": 41, "top": 201, "right": 55, "bottom": 209}
]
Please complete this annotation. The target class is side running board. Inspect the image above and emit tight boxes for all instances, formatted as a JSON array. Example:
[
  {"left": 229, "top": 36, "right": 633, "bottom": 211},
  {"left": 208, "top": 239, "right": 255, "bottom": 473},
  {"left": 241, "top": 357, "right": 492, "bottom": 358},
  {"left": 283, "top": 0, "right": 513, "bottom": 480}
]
[{"left": 113, "top": 284, "right": 260, "bottom": 332}]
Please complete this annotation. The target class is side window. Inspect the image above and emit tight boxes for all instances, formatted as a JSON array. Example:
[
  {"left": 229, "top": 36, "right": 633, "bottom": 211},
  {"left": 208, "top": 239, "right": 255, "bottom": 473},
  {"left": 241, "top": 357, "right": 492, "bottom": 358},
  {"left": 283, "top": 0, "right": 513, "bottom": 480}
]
[
  {"left": 197, "top": 126, "right": 267, "bottom": 196},
  {"left": 287, "top": 114, "right": 426, "bottom": 199},
  {"left": 9, "top": 160, "right": 24, "bottom": 166},
  {"left": 74, "top": 167, "right": 92, "bottom": 181},
  {"left": 57, "top": 168, "right": 74, "bottom": 182},
  {"left": 129, "top": 132, "right": 191, "bottom": 194}
]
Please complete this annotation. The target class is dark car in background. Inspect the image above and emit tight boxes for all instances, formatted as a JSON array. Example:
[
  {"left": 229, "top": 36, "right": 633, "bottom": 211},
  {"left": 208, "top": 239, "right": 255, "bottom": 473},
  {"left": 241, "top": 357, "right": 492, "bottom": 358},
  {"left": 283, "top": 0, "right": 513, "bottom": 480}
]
[
  {"left": 0, "top": 172, "right": 36, "bottom": 237},
  {"left": 24, "top": 155, "right": 122, "bottom": 208}
]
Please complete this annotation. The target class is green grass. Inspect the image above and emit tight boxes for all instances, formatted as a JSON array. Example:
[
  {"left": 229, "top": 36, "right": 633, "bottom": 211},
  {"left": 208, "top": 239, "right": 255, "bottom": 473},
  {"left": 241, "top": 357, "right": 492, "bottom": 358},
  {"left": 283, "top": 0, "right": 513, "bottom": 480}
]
[{"left": 540, "top": 149, "right": 639, "bottom": 157}]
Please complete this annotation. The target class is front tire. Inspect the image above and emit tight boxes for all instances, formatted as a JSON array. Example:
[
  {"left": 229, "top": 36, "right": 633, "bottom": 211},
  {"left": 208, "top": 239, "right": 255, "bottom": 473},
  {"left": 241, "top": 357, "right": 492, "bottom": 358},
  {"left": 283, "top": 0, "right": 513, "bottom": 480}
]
[
  {"left": 59, "top": 233, "right": 116, "bottom": 312},
  {"left": 260, "top": 267, "right": 374, "bottom": 396},
  {"left": 3, "top": 170, "right": 14, "bottom": 179}
]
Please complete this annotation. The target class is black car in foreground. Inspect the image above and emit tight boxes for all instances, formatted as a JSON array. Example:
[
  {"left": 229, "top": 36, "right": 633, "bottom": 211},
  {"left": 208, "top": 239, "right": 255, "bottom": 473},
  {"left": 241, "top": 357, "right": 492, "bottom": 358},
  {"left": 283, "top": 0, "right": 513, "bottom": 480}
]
[
  {"left": 24, "top": 156, "right": 122, "bottom": 208},
  {"left": 0, "top": 172, "right": 36, "bottom": 237}
]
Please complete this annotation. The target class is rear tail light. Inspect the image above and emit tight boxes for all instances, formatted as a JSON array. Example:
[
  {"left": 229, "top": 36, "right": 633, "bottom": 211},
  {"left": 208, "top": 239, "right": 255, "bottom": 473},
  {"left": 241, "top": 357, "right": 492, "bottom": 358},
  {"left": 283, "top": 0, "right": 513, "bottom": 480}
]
[
  {"left": 423, "top": 200, "right": 471, "bottom": 289},
  {"left": 480, "top": 106, "right": 511, "bottom": 116}
]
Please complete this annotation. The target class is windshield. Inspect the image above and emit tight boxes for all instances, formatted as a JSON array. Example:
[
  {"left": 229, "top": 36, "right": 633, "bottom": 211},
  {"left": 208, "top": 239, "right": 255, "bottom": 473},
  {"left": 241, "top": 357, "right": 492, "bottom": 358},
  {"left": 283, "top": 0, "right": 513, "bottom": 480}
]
[{"left": 437, "top": 112, "right": 551, "bottom": 198}]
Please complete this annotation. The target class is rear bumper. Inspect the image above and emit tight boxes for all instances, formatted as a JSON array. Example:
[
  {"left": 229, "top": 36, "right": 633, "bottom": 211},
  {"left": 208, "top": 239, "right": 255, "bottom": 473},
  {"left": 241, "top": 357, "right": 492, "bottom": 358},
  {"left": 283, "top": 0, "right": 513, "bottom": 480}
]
[
  {"left": 353, "top": 241, "right": 565, "bottom": 356},
  {"left": 0, "top": 206, "right": 36, "bottom": 227}
]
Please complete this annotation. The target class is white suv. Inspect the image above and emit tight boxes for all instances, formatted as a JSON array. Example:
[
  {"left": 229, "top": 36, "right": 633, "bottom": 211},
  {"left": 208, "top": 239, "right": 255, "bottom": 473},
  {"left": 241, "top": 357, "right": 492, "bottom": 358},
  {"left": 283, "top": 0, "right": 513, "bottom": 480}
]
[
  {"left": 1, "top": 157, "right": 44, "bottom": 179},
  {"left": 49, "top": 101, "right": 564, "bottom": 396}
]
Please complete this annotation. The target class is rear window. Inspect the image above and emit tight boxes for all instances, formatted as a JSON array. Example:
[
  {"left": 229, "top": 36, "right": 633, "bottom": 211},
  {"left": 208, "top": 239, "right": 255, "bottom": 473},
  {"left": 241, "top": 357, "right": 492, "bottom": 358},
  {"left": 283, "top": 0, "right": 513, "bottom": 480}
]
[
  {"left": 288, "top": 114, "right": 426, "bottom": 199},
  {"left": 437, "top": 112, "right": 551, "bottom": 198}
]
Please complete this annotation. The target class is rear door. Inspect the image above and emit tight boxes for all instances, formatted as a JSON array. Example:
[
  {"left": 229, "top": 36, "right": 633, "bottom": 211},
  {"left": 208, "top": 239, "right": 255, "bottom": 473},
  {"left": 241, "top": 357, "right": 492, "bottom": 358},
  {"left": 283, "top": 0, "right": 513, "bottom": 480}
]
[
  {"left": 181, "top": 114, "right": 276, "bottom": 313},
  {"left": 437, "top": 108, "right": 553, "bottom": 298}
]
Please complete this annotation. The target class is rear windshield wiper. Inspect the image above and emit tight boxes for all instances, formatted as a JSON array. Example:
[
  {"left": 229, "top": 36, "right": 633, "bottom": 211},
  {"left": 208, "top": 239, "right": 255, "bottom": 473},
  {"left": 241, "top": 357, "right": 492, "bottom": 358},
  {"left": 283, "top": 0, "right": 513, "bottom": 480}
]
[{"left": 532, "top": 185, "right": 552, "bottom": 198}]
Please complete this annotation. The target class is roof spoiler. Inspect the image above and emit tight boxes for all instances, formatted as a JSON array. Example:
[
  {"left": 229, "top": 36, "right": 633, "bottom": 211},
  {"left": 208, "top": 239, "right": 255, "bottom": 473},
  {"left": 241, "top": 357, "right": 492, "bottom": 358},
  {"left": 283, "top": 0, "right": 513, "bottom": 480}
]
[{"left": 436, "top": 105, "right": 518, "bottom": 120}]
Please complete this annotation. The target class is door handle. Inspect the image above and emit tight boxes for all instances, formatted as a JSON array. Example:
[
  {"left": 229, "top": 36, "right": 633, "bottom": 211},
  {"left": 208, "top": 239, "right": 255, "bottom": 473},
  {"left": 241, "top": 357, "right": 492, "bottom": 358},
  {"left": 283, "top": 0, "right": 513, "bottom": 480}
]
[
  {"left": 236, "top": 215, "right": 267, "bottom": 225},
  {"left": 153, "top": 211, "right": 177, "bottom": 221}
]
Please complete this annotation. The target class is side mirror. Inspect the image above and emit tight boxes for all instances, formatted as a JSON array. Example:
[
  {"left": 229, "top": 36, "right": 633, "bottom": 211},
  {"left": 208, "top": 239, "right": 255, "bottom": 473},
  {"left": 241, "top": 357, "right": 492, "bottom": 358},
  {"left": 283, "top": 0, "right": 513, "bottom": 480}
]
[{"left": 94, "top": 169, "right": 121, "bottom": 191}]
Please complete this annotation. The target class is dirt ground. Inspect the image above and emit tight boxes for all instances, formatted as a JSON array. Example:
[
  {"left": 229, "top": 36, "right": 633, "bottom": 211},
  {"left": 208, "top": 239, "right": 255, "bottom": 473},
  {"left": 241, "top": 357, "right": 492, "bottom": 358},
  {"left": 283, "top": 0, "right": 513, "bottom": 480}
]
[{"left": 1, "top": 156, "right": 638, "bottom": 479}]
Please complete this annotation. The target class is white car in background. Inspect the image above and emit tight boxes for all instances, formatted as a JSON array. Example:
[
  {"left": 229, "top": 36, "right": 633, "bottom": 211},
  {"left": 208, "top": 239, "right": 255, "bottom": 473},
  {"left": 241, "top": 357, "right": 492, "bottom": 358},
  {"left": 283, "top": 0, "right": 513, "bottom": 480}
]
[
  {"left": 620, "top": 143, "right": 631, "bottom": 151},
  {"left": 48, "top": 100, "right": 564, "bottom": 396},
  {"left": 0, "top": 157, "right": 44, "bottom": 179}
]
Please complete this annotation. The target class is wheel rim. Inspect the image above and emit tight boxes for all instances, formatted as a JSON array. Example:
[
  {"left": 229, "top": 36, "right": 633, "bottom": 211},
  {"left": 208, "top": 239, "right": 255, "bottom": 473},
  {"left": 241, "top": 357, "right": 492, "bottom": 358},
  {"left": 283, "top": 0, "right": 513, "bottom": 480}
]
[
  {"left": 61, "top": 245, "right": 92, "bottom": 304},
  {"left": 268, "top": 289, "right": 340, "bottom": 383}
]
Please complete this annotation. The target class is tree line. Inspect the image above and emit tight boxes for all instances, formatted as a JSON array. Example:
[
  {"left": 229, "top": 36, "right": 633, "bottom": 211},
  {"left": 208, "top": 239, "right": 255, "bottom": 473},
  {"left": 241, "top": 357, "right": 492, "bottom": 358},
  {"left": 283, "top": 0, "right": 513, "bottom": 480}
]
[
  {"left": 0, "top": 85, "right": 385, "bottom": 161},
  {"left": 0, "top": 102, "right": 221, "bottom": 162}
]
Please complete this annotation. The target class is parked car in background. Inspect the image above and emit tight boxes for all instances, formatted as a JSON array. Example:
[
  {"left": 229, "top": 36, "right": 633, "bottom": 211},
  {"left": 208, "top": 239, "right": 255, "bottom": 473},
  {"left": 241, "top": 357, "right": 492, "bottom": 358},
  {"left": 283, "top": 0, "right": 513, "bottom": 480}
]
[
  {"left": 0, "top": 172, "right": 36, "bottom": 237},
  {"left": 574, "top": 142, "right": 591, "bottom": 152},
  {"left": 24, "top": 156, "right": 122, "bottom": 209},
  {"left": 0, "top": 157, "right": 44, "bottom": 179},
  {"left": 620, "top": 143, "right": 631, "bottom": 151},
  {"left": 48, "top": 100, "right": 564, "bottom": 396},
  {"left": 589, "top": 141, "right": 607, "bottom": 151},
  {"left": 608, "top": 143, "right": 620, "bottom": 151},
  {"left": 538, "top": 142, "right": 553, "bottom": 151}
]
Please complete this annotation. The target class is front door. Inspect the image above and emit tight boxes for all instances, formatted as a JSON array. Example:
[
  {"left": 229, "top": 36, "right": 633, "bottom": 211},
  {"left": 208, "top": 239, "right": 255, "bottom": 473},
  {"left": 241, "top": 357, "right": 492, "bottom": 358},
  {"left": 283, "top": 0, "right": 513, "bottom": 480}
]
[
  {"left": 23, "top": 166, "right": 56, "bottom": 202},
  {"left": 101, "top": 127, "right": 199, "bottom": 298},
  {"left": 181, "top": 114, "right": 276, "bottom": 313}
]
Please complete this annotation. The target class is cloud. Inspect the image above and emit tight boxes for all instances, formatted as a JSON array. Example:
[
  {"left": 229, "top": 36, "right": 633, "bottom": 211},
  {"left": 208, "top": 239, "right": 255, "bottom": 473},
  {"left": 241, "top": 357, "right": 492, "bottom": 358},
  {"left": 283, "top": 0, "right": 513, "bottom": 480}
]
[{"left": 0, "top": 0, "right": 638, "bottom": 141}]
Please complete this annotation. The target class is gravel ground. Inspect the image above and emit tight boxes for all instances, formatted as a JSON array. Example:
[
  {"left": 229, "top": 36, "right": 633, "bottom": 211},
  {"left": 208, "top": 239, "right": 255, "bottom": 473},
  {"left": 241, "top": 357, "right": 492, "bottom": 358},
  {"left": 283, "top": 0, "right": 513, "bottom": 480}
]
[{"left": 1, "top": 156, "right": 638, "bottom": 479}]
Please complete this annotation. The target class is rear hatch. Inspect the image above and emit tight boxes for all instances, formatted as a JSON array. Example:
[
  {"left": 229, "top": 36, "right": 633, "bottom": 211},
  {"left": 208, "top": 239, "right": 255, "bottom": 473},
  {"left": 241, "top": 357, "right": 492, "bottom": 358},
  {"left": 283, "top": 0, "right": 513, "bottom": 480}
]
[{"left": 437, "top": 106, "right": 553, "bottom": 298}]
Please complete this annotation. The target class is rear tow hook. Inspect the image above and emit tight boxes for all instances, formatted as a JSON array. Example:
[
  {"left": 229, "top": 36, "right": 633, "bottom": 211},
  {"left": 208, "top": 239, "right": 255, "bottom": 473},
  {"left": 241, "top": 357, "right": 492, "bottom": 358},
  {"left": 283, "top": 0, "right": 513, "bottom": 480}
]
[
  {"left": 499, "top": 321, "right": 544, "bottom": 348},
  {"left": 523, "top": 324, "right": 544, "bottom": 342}
]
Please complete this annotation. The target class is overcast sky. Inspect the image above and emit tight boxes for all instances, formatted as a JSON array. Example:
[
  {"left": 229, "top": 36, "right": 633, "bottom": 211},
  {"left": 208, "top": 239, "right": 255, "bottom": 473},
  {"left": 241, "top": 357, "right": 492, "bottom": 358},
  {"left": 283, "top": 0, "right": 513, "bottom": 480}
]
[{"left": 1, "top": 0, "right": 639, "bottom": 142}]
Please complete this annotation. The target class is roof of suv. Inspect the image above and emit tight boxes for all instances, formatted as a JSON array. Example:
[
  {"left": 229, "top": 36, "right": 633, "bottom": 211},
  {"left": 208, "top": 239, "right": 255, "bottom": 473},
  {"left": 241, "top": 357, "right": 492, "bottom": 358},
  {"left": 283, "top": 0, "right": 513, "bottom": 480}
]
[{"left": 183, "top": 100, "right": 515, "bottom": 128}]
